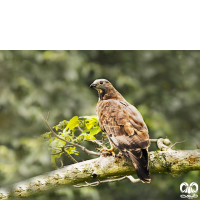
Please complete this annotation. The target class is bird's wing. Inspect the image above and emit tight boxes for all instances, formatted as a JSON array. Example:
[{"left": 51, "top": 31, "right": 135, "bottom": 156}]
[
  {"left": 97, "top": 99, "right": 150, "bottom": 149},
  {"left": 97, "top": 99, "right": 151, "bottom": 183}
]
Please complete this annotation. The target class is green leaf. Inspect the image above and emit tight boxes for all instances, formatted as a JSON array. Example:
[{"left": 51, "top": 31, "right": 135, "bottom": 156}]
[
  {"left": 56, "top": 120, "right": 68, "bottom": 130},
  {"left": 62, "top": 129, "right": 74, "bottom": 142},
  {"left": 63, "top": 130, "right": 69, "bottom": 135},
  {"left": 81, "top": 129, "right": 90, "bottom": 134},
  {"left": 53, "top": 125, "right": 58, "bottom": 131},
  {"left": 89, "top": 135, "right": 96, "bottom": 140},
  {"left": 66, "top": 146, "right": 79, "bottom": 155},
  {"left": 90, "top": 127, "right": 101, "bottom": 136},
  {"left": 75, "top": 136, "right": 83, "bottom": 143},
  {"left": 85, "top": 118, "right": 98, "bottom": 130},
  {"left": 65, "top": 116, "right": 79, "bottom": 131},
  {"left": 40, "top": 132, "right": 52, "bottom": 141},
  {"left": 84, "top": 134, "right": 91, "bottom": 140},
  {"left": 51, "top": 154, "right": 60, "bottom": 164},
  {"left": 51, "top": 138, "right": 66, "bottom": 148}
]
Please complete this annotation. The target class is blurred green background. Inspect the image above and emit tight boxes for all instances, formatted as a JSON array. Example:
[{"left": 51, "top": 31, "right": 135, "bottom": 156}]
[{"left": 0, "top": 50, "right": 200, "bottom": 200}]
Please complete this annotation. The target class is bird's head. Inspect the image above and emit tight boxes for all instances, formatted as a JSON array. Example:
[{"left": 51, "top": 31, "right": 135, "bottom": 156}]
[
  {"left": 90, "top": 79, "right": 124, "bottom": 101},
  {"left": 90, "top": 79, "right": 112, "bottom": 93}
]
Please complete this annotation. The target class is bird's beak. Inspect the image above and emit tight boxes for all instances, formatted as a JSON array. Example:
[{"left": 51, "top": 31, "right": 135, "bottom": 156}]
[{"left": 90, "top": 83, "right": 96, "bottom": 88}]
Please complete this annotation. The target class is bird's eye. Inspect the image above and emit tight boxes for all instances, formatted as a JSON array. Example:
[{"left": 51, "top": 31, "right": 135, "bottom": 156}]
[{"left": 100, "top": 81, "right": 103, "bottom": 84}]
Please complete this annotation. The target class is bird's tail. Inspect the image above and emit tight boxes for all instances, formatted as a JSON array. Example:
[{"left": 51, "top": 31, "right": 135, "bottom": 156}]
[{"left": 125, "top": 148, "right": 151, "bottom": 183}]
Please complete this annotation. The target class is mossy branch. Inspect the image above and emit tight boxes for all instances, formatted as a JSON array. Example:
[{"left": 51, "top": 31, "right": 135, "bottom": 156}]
[{"left": 0, "top": 149, "right": 200, "bottom": 199}]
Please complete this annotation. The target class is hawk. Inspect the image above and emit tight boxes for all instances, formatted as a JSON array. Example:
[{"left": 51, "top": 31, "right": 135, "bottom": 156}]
[{"left": 90, "top": 79, "right": 151, "bottom": 183}]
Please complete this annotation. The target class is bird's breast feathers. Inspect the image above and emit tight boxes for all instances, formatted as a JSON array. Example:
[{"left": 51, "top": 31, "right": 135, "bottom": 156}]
[{"left": 96, "top": 99, "right": 149, "bottom": 149}]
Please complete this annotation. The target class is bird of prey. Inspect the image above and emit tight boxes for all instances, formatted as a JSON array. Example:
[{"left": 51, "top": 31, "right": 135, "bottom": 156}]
[{"left": 90, "top": 79, "right": 151, "bottom": 183}]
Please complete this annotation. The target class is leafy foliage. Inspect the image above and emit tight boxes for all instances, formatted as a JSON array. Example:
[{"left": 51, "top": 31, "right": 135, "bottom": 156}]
[{"left": 41, "top": 116, "right": 102, "bottom": 165}]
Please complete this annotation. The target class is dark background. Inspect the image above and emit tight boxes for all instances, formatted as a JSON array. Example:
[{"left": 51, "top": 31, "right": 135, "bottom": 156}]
[{"left": 0, "top": 50, "right": 199, "bottom": 200}]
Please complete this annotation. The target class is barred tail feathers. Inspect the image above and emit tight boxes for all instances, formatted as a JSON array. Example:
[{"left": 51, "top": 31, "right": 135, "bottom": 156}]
[{"left": 126, "top": 148, "right": 151, "bottom": 183}]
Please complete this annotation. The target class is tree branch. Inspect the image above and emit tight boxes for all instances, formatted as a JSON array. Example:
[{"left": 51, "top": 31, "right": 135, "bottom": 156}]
[{"left": 0, "top": 149, "right": 200, "bottom": 199}]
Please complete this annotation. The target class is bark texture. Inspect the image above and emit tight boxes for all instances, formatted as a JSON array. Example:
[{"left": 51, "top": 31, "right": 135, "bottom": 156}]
[{"left": 0, "top": 149, "right": 200, "bottom": 199}]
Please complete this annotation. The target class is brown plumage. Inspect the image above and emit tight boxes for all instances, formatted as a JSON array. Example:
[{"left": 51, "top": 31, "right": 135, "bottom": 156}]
[{"left": 90, "top": 79, "right": 151, "bottom": 183}]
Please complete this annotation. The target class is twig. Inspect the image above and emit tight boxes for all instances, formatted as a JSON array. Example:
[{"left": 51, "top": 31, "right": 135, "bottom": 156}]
[
  {"left": 99, "top": 176, "right": 127, "bottom": 183},
  {"left": 195, "top": 142, "right": 199, "bottom": 149},
  {"left": 94, "top": 140, "right": 105, "bottom": 147},
  {"left": 46, "top": 110, "right": 51, "bottom": 121},
  {"left": 63, "top": 147, "right": 78, "bottom": 163},
  {"left": 77, "top": 126, "right": 83, "bottom": 132},
  {"left": 126, "top": 175, "right": 141, "bottom": 183},
  {"left": 51, "top": 151, "right": 62, "bottom": 155},
  {"left": 58, "top": 157, "right": 64, "bottom": 167},
  {"left": 50, "top": 145, "right": 63, "bottom": 155},
  {"left": 41, "top": 115, "right": 101, "bottom": 156},
  {"left": 51, "top": 145, "right": 78, "bottom": 163},
  {"left": 170, "top": 140, "right": 187, "bottom": 149},
  {"left": 73, "top": 176, "right": 127, "bottom": 188},
  {"left": 50, "top": 146, "right": 61, "bottom": 151},
  {"left": 73, "top": 181, "right": 99, "bottom": 188},
  {"left": 149, "top": 139, "right": 158, "bottom": 143}
]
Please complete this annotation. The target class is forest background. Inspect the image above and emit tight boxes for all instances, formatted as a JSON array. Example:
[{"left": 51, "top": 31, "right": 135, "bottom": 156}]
[{"left": 0, "top": 50, "right": 200, "bottom": 200}]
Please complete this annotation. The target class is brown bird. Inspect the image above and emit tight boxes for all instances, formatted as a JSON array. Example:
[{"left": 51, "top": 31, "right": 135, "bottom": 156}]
[{"left": 90, "top": 79, "right": 151, "bottom": 183}]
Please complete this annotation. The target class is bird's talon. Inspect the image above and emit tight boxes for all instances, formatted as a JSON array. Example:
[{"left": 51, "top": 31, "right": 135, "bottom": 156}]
[{"left": 100, "top": 148, "right": 115, "bottom": 156}]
